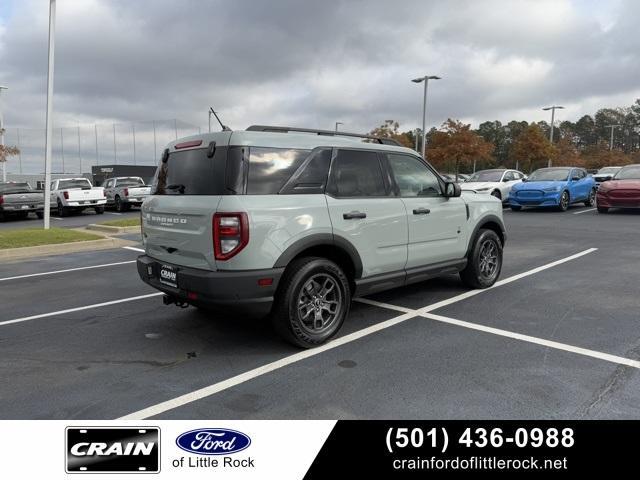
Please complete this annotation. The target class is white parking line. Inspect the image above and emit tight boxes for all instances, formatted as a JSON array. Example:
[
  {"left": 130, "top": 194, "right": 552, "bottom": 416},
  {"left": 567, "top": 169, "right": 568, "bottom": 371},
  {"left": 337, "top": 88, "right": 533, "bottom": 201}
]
[
  {"left": 0, "top": 260, "right": 136, "bottom": 282},
  {"left": 0, "top": 293, "right": 163, "bottom": 328},
  {"left": 122, "top": 246, "right": 145, "bottom": 253},
  {"left": 573, "top": 208, "right": 597, "bottom": 215},
  {"left": 52, "top": 217, "right": 63, "bottom": 220},
  {"left": 119, "top": 248, "right": 598, "bottom": 420},
  {"left": 105, "top": 212, "right": 123, "bottom": 216},
  {"left": 422, "top": 312, "right": 640, "bottom": 369}
]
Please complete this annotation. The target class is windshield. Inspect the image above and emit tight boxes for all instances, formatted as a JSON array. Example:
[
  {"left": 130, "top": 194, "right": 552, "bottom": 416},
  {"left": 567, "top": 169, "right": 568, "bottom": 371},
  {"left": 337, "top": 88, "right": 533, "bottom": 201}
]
[
  {"left": 597, "top": 167, "right": 621, "bottom": 175},
  {"left": 528, "top": 168, "right": 570, "bottom": 182},
  {"left": 0, "top": 183, "right": 33, "bottom": 194},
  {"left": 614, "top": 165, "right": 640, "bottom": 180},
  {"left": 467, "top": 170, "right": 504, "bottom": 183},
  {"left": 59, "top": 179, "right": 92, "bottom": 189},
  {"left": 117, "top": 177, "right": 145, "bottom": 187}
]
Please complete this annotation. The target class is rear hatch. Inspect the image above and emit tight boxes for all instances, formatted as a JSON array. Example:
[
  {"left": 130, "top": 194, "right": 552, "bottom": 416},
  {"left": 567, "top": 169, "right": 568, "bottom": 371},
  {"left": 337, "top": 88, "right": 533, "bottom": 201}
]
[{"left": 142, "top": 136, "right": 231, "bottom": 271}]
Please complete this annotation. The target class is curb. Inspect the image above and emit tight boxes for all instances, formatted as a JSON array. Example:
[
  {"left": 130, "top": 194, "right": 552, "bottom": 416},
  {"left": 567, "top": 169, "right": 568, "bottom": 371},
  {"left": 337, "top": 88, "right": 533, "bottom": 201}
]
[
  {"left": 86, "top": 224, "right": 141, "bottom": 234},
  {"left": 0, "top": 236, "right": 137, "bottom": 262}
]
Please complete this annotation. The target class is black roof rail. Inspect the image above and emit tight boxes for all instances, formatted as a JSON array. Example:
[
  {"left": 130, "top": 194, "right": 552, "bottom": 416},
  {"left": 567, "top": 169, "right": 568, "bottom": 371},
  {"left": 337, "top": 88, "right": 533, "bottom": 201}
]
[{"left": 245, "top": 125, "right": 403, "bottom": 147}]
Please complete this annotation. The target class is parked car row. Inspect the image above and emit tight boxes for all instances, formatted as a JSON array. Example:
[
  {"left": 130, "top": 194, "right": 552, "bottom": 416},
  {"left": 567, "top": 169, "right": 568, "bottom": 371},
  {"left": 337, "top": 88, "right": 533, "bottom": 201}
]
[{"left": 0, "top": 176, "right": 151, "bottom": 221}]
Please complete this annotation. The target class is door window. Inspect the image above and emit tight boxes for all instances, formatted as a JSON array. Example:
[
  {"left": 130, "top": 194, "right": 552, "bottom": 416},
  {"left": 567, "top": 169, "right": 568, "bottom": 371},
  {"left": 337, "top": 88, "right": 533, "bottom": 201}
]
[
  {"left": 387, "top": 154, "right": 442, "bottom": 197},
  {"left": 327, "top": 150, "right": 387, "bottom": 197},
  {"left": 503, "top": 171, "right": 515, "bottom": 181}
]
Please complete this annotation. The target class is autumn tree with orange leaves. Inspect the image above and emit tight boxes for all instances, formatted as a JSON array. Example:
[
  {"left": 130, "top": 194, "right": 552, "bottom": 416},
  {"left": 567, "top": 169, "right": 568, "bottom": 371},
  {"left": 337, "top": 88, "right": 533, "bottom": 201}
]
[
  {"left": 0, "top": 128, "right": 20, "bottom": 177},
  {"left": 511, "top": 124, "right": 556, "bottom": 173},
  {"left": 427, "top": 119, "right": 494, "bottom": 176},
  {"left": 368, "top": 120, "right": 413, "bottom": 148}
]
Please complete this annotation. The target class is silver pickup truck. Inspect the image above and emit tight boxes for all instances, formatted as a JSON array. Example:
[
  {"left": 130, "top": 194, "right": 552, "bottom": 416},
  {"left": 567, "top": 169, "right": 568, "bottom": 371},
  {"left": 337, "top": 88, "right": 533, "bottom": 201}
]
[
  {"left": 103, "top": 176, "right": 151, "bottom": 211},
  {"left": 0, "top": 182, "right": 45, "bottom": 220}
]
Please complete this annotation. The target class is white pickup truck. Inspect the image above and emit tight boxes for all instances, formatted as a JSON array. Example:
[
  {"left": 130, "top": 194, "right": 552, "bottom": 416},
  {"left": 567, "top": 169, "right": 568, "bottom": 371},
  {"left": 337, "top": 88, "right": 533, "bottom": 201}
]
[{"left": 50, "top": 178, "right": 106, "bottom": 217}]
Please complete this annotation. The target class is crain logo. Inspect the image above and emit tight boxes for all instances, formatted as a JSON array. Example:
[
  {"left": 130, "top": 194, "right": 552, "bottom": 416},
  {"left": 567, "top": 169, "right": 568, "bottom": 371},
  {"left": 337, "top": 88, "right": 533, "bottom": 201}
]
[
  {"left": 176, "top": 429, "right": 251, "bottom": 456},
  {"left": 66, "top": 427, "right": 160, "bottom": 473},
  {"left": 147, "top": 213, "right": 187, "bottom": 226}
]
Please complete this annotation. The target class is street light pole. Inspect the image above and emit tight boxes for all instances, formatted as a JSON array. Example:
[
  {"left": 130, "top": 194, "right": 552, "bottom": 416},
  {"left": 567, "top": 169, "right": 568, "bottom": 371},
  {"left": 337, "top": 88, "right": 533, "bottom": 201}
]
[
  {"left": 412, "top": 75, "right": 441, "bottom": 158},
  {"left": 0, "top": 85, "right": 8, "bottom": 182},
  {"left": 605, "top": 124, "right": 621, "bottom": 151},
  {"left": 43, "top": 0, "right": 56, "bottom": 230},
  {"left": 335, "top": 122, "right": 343, "bottom": 132},
  {"left": 542, "top": 105, "right": 564, "bottom": 167}
]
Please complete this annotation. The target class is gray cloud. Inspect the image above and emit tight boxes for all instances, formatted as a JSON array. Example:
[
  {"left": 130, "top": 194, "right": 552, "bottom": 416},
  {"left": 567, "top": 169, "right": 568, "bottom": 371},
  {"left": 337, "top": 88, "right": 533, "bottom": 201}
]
[{"left": 0, "top": 0, "right": 639, "bottom": 173}]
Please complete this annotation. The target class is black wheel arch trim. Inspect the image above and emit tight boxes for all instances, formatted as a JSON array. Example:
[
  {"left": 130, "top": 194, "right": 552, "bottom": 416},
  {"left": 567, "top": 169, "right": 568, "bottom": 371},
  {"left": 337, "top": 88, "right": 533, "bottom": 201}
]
[
  {"left": 273, "top": 233, "right": 364, "bottom": 279},
  {"left": 465, "top": 214, "right": 506, "bottom": 257}
]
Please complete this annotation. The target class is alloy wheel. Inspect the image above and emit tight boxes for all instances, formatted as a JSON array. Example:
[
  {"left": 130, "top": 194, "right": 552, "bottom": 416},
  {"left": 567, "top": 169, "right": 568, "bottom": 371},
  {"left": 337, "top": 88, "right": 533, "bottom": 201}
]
[
  {"left": 297, "top": 274, "right": 343, "bottom": 334},
  {"left": 478, "top": 239, "right": 499, "bottom": 279}
]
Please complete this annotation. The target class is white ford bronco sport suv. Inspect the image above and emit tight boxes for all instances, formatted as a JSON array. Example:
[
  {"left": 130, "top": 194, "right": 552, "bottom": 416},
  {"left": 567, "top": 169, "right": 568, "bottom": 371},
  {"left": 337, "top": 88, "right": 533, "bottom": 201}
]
[{"left": 137, "top": 126, "right": 506, "bottom": 348}]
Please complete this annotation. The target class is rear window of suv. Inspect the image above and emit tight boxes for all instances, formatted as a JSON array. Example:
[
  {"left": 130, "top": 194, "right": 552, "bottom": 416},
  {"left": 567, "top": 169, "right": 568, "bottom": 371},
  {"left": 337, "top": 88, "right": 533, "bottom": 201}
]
[{"left": 152, "top": 147, "right": 227, "bottom": 195}]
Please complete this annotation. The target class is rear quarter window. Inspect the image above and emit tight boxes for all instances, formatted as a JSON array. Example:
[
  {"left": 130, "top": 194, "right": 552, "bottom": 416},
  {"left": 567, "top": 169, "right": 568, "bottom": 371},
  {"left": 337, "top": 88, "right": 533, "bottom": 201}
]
[{"left": 246, "top": 147, "right": 309, "bottom": 195}]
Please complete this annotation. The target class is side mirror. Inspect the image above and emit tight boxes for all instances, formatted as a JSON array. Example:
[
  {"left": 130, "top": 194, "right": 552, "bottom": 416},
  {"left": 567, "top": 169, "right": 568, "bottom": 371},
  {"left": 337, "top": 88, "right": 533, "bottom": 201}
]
[
  {"left": 444, "top": 181, "right": 461, "bottom": 198},
  {"left": 521, "top": 177, "right": 527, "bottom": 182},
  {"left": 571, "top": 176, "right": 580, "bottom": 181},
  {"left": 603, "top": 176, "right": 613, "bottom": 182},
  {"left": 502, "top": 177, "right": 510, "bottom": 182}
]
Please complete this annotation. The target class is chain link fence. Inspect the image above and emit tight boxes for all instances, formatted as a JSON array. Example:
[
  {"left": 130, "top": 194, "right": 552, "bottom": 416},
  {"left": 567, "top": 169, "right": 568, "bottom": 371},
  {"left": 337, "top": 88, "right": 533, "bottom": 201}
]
[{"left": 2, "top": 119, "right": 201, "bottom": 174}]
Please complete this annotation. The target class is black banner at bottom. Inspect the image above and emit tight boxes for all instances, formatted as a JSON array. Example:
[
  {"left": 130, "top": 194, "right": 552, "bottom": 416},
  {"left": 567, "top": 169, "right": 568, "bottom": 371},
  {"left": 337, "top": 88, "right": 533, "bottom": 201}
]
[{"left": 305, "top": 421, "right": 637, "bottom": 477}]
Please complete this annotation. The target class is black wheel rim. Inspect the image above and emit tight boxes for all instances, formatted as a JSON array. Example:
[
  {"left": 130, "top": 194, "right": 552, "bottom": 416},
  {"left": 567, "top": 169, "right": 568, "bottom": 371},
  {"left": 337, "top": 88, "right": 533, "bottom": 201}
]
[
  {"left": 478, "top": 239, "right": 499, "bottom": 279},
  {"left": 590, "top": 190, "right": 595, "bottom": 205},
  {"left": 561, "top": 192, "right": 569, "bottom": 209},
  {"left": 297, "top": 274, "right": 342, "bottom": 334}
]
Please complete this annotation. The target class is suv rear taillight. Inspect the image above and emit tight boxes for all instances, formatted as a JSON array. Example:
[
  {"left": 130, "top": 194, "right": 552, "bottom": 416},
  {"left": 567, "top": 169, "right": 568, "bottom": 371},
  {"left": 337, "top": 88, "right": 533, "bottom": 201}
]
[
  {"left": 0, "top": 195, "right": 3, "bottom": 205},
  {"left": 63, "top": 191, "right": 69, "bottom": 200},
  {"left": 123, "top": 188, "right": 129, "bottom": 196},
  {"left": 213, "top": 212, "right": 249, "bottom": 260}
]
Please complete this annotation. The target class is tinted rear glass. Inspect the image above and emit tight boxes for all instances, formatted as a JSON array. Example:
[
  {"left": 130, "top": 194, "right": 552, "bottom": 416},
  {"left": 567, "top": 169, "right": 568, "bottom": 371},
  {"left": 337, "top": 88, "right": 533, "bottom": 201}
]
[
  {"left": 59, "top": 179, "right": 92, "bottom": 189},
  {"left": 247, "top": 147, "right": 309, "bottom": 194},
  {"left": 152, "top": 147, "right": 227, "bottom": 195},
  {"left": 117, "top": 177, "right": 145, "bottom": 187},
  {"left": 0, "top": 183, "right": 33, "bottom": 194}
]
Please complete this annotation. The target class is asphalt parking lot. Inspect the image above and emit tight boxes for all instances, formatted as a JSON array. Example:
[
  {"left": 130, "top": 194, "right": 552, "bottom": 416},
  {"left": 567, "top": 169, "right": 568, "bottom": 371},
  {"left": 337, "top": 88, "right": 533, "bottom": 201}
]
[
  {"left": 1, "top": 204, "right": 638, "bottom": 420},
  {"left": 0, "top": 208, "right": 141, "bottom": 230}
]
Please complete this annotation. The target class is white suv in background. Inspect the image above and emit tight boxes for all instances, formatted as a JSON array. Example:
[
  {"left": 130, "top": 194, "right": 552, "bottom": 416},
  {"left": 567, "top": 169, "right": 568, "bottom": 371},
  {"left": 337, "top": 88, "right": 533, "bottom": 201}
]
[
  {"left": 137, "top": 126, "right": 507, "bottom": 348},
  {"left": 462, "top": 169, "right": 525, "bottom": 202}
]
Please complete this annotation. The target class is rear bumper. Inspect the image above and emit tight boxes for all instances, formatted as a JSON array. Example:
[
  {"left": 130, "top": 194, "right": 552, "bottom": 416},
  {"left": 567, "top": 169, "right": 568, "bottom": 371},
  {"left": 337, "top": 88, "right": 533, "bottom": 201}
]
[
  {"left": 0, "top": 204, "right": 44, "bottom": 213},
  {"left": 65, "top": 199, "right": 107, "bottom": 207},
  {"left": 136, "top": 255, "right": 284, "bottom": 317}
]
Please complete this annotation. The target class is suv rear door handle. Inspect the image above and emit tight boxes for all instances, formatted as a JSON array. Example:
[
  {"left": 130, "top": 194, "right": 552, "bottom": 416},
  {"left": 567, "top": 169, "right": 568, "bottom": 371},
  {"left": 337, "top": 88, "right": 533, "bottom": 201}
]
[
  {"left": 413, "top": 208, "right": 431, "bottom": 215},
  {"left": 343, "top": 211, "right": 367, "bottom": 220}
]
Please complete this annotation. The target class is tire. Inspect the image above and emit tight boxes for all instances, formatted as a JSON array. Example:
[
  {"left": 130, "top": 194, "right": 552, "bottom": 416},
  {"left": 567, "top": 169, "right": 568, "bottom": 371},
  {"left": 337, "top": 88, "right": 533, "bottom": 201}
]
[
  {"left": 36, "top": 211, "right": 44, "bottom": 219},
  {"left": 597, "top": 206, "right": 609, "bottom": 214},
  {"left": 57, "top": 199, "right": 68, "bottom": 217},
  {"left": 271, "top": 257, "right": 351, "bottom": 348},
  {"left": 558, "top": 191, "right": 570, "bottom": 211},
  {"left": 584, "top": 188, "right": 596, "bottom": 207},
  {"left": 510, "top": 205, "right": 522, "bottom": 211},
  {"left": 460, "top": 229, "right": 503, "bottom": 289},
  {"left": 491, "top": 190, "right": 502, "bottom": 200},
  {"left": 115, "top": 196, "right": 124, "bottom": 212},
  {"left": 94, "top": 206, "right": 105, "bottom": 214}
]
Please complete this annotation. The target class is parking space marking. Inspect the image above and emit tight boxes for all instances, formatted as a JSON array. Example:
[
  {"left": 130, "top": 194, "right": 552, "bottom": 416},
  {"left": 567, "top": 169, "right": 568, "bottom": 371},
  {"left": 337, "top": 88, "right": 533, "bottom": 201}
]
[
  {"left": 417, "top": 248, "right": 597, "bottom": 313},
  {"left": 118, "top": 310, "right": 417, "bottom": 420},
  {"left": 119, "top": 248, "right": 598, "bottom": 420},
  {"left": 573, "top": 208, "right": 597, "bottom": 215},
  {"left": 0, "top": 260, "right": 136, "bottom": 282},
  {"left": 0, "top": 293, "right": 162, "bottom": 328},
  {"left": 123, "top": 246, "right": 145, "bottom": 253},
  {"left": 422, "top": 312, "right": 640, "bottom": 369},
  {"left": 105, "top": 212, "right": 123, "bottom": 216}
]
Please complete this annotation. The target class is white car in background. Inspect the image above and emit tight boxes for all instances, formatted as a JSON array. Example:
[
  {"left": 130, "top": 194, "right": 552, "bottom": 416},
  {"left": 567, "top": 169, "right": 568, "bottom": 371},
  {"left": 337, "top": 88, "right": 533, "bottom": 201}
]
[{"left": 461, "top": 169, "right": 526, "bottom": 202}]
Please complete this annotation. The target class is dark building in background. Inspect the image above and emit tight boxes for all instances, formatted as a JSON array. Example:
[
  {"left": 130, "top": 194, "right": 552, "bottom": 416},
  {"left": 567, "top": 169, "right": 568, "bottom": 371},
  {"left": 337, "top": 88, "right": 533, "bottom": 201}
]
[{"left": 91, "top": 165, "right": 157, "bottom": 186}]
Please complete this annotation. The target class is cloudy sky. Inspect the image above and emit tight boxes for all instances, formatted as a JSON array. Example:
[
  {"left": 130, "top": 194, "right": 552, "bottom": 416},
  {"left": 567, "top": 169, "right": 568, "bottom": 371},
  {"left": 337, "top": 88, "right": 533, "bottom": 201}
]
[{"left": 1, "top": 0, "right": 639, "bottom": 173}]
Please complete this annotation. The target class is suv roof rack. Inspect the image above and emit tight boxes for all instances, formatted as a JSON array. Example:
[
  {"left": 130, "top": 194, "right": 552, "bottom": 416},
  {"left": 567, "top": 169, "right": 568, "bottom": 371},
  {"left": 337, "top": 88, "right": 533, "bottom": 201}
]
[{"left": 246, "top": 125, "right": 403, "bottom": 147}]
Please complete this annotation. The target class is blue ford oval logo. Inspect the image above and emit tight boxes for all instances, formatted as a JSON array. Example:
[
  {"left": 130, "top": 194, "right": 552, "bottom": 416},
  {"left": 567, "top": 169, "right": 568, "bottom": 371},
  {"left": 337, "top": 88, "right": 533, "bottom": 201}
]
[{"left": 176, "top": 429, "right": 251, "bottom": 455}]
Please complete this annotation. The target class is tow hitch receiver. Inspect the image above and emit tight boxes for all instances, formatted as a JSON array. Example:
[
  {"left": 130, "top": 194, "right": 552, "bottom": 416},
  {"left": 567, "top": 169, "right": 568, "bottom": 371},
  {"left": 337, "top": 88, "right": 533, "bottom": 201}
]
[{"left": 163, "top": 294, "right": 188, "bottom": 308}]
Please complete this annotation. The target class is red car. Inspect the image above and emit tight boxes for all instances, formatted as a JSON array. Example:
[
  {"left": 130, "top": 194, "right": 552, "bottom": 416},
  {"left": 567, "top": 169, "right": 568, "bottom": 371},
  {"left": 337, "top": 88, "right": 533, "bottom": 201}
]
[{"left": 596, "top": 164, "right": 640, "bottom": 213}]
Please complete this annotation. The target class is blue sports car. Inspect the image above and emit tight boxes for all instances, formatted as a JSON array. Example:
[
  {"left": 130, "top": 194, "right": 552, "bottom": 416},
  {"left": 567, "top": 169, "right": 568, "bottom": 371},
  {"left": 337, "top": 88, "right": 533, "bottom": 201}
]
[{"left": 509, "top": 167, "right": 596, "bottom": 211}]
